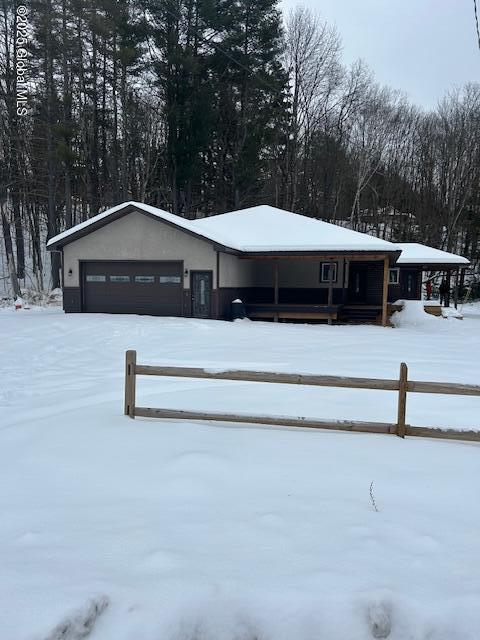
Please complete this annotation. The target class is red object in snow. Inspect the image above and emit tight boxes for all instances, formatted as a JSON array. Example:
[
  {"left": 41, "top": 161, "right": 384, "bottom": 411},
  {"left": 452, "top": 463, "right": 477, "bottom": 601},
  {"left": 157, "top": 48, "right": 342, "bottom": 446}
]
[{"left": 426, "top": 281, "right": 432, "bottom": 300}]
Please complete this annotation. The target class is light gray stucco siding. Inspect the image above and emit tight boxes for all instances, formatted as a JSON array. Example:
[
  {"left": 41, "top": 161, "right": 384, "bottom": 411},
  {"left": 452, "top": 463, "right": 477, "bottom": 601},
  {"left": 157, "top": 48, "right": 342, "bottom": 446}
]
[
  {"left": 218, "top": 253, "right": 254, "bottom": 287},
  {"left": 63, "top": 210, "right": 217, "bottom": 288}
]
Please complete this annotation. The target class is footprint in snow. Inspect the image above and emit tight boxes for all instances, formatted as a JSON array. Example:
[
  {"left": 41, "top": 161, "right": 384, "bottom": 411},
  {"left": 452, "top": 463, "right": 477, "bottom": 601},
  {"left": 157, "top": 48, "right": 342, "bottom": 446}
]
[{"left": 367, "top": 601, "right": 393, "bottom": 639}]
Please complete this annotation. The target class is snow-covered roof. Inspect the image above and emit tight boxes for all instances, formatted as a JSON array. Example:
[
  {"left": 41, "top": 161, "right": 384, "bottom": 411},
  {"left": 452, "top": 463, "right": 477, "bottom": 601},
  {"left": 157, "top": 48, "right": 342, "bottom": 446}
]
[
  {"left": 49, "top": 202, "right": 468, "bottom": 264},
  {"left": 46, "top": 201, "right": 235, "bottom": 249},
  {"left": 191, "top": 206, "right": 398, "bottom": 252},
  {"left": 396, "top": 243, "right": 470, "bottom": 266},
  {"left": 47, "top": 202, "right": 400, "bottom": 254}
]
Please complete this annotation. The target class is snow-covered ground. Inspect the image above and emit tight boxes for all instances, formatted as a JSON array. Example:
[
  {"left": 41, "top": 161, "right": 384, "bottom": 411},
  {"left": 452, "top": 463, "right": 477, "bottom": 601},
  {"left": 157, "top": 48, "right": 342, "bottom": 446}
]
[{"left": 1, "top": 307, "right": 480, "bottom": 639}]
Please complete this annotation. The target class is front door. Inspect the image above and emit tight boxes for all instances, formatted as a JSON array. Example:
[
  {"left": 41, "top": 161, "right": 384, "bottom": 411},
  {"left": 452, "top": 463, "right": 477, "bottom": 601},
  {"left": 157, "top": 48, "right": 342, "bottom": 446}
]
[
  {"left": 401, "top": 269, "right": 419, "bottom": 299},
  {"left": 348, "top": 264, "right": 368, "bottom": 303},
  {"left": 191, "top": 271, "right": 212, "bottom": 318}
]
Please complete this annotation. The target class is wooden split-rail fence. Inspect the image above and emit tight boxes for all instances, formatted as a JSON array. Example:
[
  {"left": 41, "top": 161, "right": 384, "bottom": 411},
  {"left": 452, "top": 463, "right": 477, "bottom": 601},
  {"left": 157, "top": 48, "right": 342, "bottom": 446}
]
[{"left": 124, "top": 350, "right": 480, "bottom": 442}]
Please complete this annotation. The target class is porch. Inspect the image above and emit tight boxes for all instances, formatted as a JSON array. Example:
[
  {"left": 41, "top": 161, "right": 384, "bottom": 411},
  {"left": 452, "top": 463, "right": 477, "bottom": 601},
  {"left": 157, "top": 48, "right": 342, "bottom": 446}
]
[
  {"left": 245, "top": 302, "right": 343, "bottom": 322},
  {"left": 221, "top": 252, "right": 395, "bottom": 325}
]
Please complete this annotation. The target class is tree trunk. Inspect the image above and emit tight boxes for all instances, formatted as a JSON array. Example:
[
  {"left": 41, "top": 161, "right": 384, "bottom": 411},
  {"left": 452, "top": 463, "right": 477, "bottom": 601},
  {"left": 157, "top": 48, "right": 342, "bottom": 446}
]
[{"left": 1, "top": 204, "right": 21, "bottom": 297}]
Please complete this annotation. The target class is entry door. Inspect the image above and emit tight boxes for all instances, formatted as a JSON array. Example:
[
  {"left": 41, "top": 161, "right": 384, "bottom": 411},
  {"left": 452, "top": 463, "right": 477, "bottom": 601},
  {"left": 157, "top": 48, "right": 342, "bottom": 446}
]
[
  {"left": 191, "top": 271, "right": 212, "bottom": 318},
  {"left": 348, "top": 265, "right": 368, "bottom": 303},
  {"left": 401, "top": 269, "right": 419, "bottom": 299}
]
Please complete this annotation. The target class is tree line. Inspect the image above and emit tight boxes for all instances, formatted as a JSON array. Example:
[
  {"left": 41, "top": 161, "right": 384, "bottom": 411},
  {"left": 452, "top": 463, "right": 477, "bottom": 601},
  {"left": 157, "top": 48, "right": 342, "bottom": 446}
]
[{"left": 0, "top": 0, "right": 479, "bottom": 294}]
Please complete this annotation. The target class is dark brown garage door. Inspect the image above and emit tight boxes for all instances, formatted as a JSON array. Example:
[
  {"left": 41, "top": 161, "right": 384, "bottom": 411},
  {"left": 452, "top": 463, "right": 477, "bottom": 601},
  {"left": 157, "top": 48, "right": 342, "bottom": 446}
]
[{"left": 82, "top": 261, "right": 184, "bottom": 315}]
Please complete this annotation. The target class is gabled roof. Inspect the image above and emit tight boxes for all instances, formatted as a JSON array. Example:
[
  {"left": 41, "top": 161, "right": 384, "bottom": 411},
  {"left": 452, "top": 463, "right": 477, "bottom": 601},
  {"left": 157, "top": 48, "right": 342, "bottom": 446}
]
[
  {"left": 46, "top": 201, "right": 236, "bottom": 252},
  {"left": 47, "top": 202, "right": 399, "bottom": 255},
  {"left": 396, "top": 243, "right": 470, "bottom": 267}
]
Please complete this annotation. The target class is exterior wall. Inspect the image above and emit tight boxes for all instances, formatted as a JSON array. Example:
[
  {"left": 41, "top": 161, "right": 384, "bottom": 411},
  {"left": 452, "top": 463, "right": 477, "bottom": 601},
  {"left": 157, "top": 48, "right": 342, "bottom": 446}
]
[
  {"left": 279, "top": 259, "right": 345, "bottom": 289},
  {"left": 62, "top": 210, "right": 217, "bottom": 289},
  {"left": 364, "top": 262, "right": 384, "bottom": 305},
  {"left": 218, "top": 257, "right": 348, "bottom": 317},
  {"left": 219, "top": 253, "right": 255, "bottom": 287},
  {"left": 63, "top": 287, "right": 82, "bottom": 312},
  {"left": 219, "top": 256, "right": 346, "bottom": 289},
  {"left": 388, "top": 266, "right": 422, "bottom": 302}
]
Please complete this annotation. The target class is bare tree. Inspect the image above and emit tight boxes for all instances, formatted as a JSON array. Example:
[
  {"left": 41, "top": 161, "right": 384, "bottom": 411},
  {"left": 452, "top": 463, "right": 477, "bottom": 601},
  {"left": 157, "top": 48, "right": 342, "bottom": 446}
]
[
  {"left": 348, "top": 84, "right": 401, "bottom": 230},
  {"left": 285, "top": 6, "right": 342, "bottom": 210}
]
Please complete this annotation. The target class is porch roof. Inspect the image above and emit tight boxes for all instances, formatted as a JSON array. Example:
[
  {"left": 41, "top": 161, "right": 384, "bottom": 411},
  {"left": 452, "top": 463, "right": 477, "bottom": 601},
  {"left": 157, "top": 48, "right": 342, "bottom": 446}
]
[{"left": 396, "top": 243, "right": 470, "bottom": 268}]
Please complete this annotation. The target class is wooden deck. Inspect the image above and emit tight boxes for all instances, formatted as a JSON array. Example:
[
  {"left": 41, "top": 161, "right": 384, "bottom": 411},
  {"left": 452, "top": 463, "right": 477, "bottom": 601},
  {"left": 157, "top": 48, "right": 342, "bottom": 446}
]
[
  {"left": 245, "top": 303, "right": 341, "bottom": 321},
  {"left": 388, "top": 302, "right": 443, "bottom": 317},
  {"left": 245, "top": 303, "right": 386, "bottom": 323}
]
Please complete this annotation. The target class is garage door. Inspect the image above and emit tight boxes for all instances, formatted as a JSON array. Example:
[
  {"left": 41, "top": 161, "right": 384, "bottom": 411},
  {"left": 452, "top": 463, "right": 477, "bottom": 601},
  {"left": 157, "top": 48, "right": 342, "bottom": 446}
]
[{"left": 82, "top": 261, "right": 184, "bottom": 315}]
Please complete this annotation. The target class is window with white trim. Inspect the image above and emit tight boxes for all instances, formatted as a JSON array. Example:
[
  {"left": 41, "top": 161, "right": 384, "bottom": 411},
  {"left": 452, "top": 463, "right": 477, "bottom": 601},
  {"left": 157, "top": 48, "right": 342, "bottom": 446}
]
[
  {"left": 389, "top": 268, "right": 400, "bottom": 285},
  {"left": 320, "top": 262, "right": 337, "bottom": 283}
]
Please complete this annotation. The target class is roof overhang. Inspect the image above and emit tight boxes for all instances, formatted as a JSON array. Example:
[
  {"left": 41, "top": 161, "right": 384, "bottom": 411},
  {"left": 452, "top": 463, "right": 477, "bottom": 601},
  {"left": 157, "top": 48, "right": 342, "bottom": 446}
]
[
  {"left": 46, "top": 203, "right": 239, "bottom": 254},
  {"left": 237, "top": 250, "right": 402, "bottom": 262},
  {"left": 397, "top": 262, "right": 471, "bottom": 271},
  {"left": 47, "top": 205, "right": 401, "bottom": 260}
]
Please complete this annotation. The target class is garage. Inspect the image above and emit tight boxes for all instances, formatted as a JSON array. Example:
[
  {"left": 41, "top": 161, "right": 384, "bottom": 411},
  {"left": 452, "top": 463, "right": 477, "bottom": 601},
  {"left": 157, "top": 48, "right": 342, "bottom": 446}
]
[{"left": 82, "top": 261, "right": 184, "bottom": 315}]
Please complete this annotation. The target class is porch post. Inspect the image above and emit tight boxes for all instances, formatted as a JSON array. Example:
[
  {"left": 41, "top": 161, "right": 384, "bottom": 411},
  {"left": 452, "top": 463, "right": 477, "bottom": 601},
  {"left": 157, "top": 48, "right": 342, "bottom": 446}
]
[
  {"left": 343, "top": 258, "right": 349, "bottom": 304},
  {"left": 327, "top": 260, "right": 334, "bottom": 326},
  {"left": 273, "top": 260, "right": 279, "bottom": 322},
  {"left": 381, "top": 256, "right": 389, "bottom": 327},
  {"left": 446, "top": 270, "right": 451, "bottom": 308},
  {"left": 216, "top": 251, "right": 220, "bottom": 319},
  {"left": 454, "top": 268, "right": 459, "bottom": 309}
]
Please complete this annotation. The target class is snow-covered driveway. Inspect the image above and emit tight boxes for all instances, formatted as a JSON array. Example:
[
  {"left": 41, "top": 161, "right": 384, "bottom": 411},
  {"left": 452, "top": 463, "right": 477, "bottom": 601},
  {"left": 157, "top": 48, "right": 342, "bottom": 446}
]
[{"left": 1, "top": 308, "right": 479, "bottom": 639}]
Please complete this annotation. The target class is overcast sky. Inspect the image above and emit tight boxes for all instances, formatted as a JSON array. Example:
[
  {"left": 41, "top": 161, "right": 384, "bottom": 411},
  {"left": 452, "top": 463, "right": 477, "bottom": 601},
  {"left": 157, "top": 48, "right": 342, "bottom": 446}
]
[{"left": 280, "top": 0, "right": 479, "bottom": 109}]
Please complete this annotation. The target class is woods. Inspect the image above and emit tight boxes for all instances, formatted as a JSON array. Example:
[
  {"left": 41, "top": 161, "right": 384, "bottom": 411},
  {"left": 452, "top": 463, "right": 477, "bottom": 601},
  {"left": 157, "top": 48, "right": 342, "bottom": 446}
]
[{"left": 0, "top": 0, "right": 479, "bottom": 293}]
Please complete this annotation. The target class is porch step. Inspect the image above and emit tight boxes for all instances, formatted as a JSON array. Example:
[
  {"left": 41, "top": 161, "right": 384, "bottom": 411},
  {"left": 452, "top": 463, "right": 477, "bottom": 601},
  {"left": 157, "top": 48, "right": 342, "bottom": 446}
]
[{"left": 341, "top": 307, "right": 381, "bottom": 323}]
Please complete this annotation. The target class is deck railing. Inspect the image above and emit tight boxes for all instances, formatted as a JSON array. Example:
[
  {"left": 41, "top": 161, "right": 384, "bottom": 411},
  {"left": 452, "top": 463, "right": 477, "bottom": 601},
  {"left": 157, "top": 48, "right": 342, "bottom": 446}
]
[{"left": 124, "top": 350, "right": 480, "bottom": 442}]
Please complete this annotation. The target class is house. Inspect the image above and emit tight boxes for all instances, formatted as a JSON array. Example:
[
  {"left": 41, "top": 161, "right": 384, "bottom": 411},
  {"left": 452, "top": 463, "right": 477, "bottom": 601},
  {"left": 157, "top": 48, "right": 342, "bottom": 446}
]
[{"left": 47, "top": 202, "right": 470, "bottom": 325}]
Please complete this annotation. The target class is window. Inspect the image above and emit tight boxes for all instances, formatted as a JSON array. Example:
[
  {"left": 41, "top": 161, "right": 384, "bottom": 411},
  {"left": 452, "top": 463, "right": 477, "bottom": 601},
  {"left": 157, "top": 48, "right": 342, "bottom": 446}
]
[
  {"left": 110, "top": 275, "right": 130, "bottom": 283},
  {"left": 135, "top": 275, "right": 155, "bottom": 284},
  {"left": 407, "top": 274, "right": 414, "bottom": 293},
  {"left": 86, "top": 275, "right": 106, "bottom": 283},
  {"left": 320, "top": 262, "right": 337, "bottom": 283},
  {"left": 389, "top": 268, "right": 400, "bottom": 285},
  {"left": 354, "top": 272, "right": 361, "bottom": 294},
  {"left": 159, "top": 275, "right": 181, "bottom": 284}
]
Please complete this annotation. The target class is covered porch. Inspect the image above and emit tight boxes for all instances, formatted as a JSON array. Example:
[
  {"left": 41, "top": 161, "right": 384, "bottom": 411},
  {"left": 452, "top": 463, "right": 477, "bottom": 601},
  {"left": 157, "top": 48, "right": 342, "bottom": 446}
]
[
  {"left": 236, "top": 252, "right": 396, "bottom": 326},
  {"left": 423, "top": 264, "right": 469, "bottom": 310},
  {"left": 394, "top": 243, "right": 471, "bottom": 311}
]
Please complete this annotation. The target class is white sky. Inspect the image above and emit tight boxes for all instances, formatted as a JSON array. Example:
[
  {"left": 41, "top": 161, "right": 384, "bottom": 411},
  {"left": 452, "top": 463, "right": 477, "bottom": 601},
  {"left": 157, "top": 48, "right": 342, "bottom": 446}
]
[{"left": 280, "top": 0, "right": 479, "bottom": 109}]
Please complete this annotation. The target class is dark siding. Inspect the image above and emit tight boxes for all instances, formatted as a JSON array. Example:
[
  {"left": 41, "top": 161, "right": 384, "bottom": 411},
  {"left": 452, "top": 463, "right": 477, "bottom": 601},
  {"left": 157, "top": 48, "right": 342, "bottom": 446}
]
[
  {"left": 388, "top": 283, "right": 401, "bottom": 302},
  {"left": 365, "top": 262, "right": 384, "bottom": 304},
  {"left": 218, "top": 287, "right": 344, "bottom": 318},
  {"left": 218, "top": 288, "right": 251, "bottom": 319},
  {"left": 183, "top": 290, "right": 192, "bottom": 317},
  {"left": 388, "top": 267, "right": 422, "bottom": 302},
  {"left": 63, "top": 287, "right": 82, "bottom": 312},
  {"left": 279, "top": 288, "right": 343, "bottom": 304}
]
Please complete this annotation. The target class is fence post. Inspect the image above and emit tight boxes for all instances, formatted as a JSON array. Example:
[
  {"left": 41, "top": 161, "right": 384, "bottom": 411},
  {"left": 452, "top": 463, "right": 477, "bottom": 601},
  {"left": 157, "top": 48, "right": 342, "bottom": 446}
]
[
  {"left": 396, "top": 362, "right": 408, "bottom": 437},
  {"left": 124, "top": 350, "right": 137, "bottom": 418}
]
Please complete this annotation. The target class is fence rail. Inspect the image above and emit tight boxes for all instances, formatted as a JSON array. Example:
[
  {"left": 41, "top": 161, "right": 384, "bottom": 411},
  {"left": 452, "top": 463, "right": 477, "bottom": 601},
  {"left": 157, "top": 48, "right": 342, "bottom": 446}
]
[{"left": 124, "top": 350, "right": 480, "bottom": 442}]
